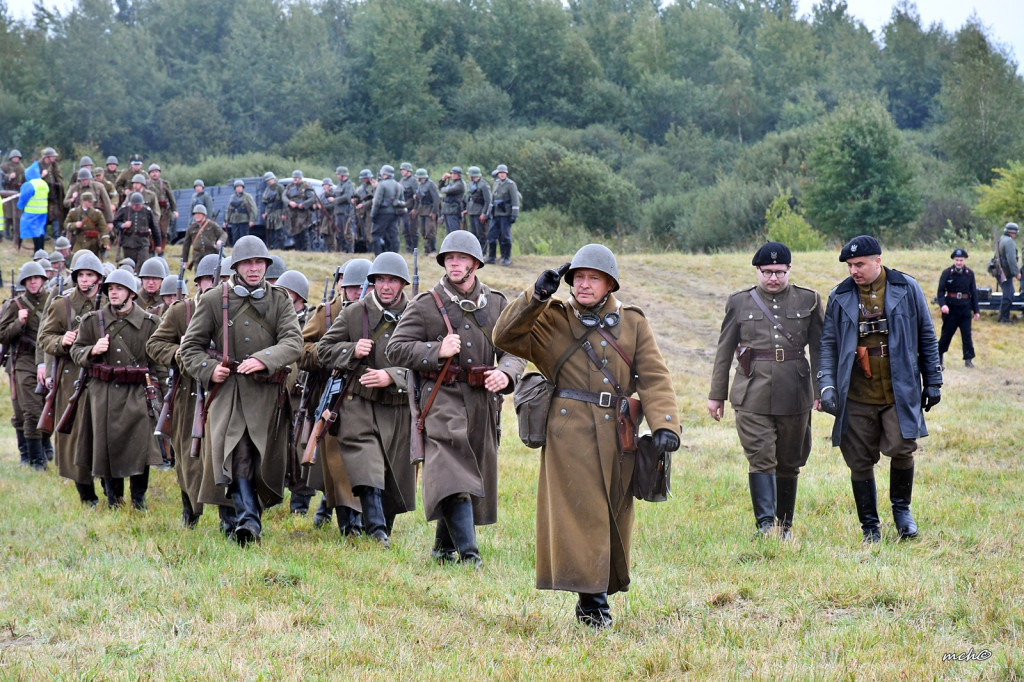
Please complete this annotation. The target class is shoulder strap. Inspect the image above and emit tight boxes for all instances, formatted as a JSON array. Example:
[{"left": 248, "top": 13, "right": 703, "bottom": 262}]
[
  {"left": 749, "top": 289, "right": 797, "bottom": 346},
  {"left": 429, "top": 289, "right": 455, "bottom": 335}
]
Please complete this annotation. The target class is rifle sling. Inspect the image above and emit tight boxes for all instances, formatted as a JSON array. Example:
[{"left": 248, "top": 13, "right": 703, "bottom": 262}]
[
  {"left": 418, "top": 290, "right": 456, "bottom": 430},
  {"left": 748, "top": 289, "right": 798, "bottom": 346}
]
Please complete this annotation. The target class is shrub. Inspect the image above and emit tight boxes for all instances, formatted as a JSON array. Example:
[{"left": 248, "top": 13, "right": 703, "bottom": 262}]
[
  {"left": 513, "top": 206, "right": 596, "bottom": 256},
  {"left": 764, "top": 190, "right": 826, "bottom": 251}
]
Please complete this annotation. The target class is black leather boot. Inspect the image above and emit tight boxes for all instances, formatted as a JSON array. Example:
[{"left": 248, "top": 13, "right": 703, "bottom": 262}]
[
  {"left": 485, "top": 242, "right": 497, "bottom": 265},
  {"left": 748, "top": 472, "right": 776, "bottom": 537},
  {"left": 129, "top": 469, "right": 149, "bottom": 510},
  {"left": 230, "top": 478, "right": 262, "bottom": 546},
  {"left": 499, "top": 241, "right": 512, "bottom": 266},
  {"left": 336, "top": 506, "right": 362, "bottom": 536},
  {"left": 218, "top": 505, "right": 237, "bottom": 538},
  {"left": 106, "top": 478, "right": 125, "bottom": 508},
  {"left": 313, "top": 497, "right": 333, "bottom": 528},
  {"left": 576, "top": 592, "right": 612, "bottom": 629},
  {"left": 852, "top": 478, "right": 881, "bottom": 543},
  {"left": 26, "top": 438, "right": 46, "bottom": 471},
  {"left": 43, "top": 434, "right": 54, "bottom": 462},
  {"left": 75, "top": 482, "right": 99, "bottom": 506},
  {"left": 432, "top": 520, "right": 457, "bottom": 563},
  {"left": 290, "top": 492, "right": 311, "bottom": 515},
  {"left": 775, "top": 476, "right": 798, "bottom": 540},
  {"left": 442, "top": 496, "right": 481, "bottom": 567},
  {"left": 890, "top": 465, "right": 918, "bottom": 539},
  {"left": 16, "top": 429, "right": 28, "bottom": 466},
  {"left": 358, "top": 487, "right": 390, "bottom": 547},
  {"left": 181, "top": 490, "right": 200, "bottom": 529}
]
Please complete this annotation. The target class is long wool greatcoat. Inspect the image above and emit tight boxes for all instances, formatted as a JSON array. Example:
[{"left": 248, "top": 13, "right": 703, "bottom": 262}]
[
  {"left": 36, "top": 286, "right": 102, "bottom": 483},
  {"left": 70, "top": 301, "right": 163, "bottom": 479},
  {"left": 493, "top": 291, "right": 680, "bottom": 595},
  {"left": 298, "top": 294, "right": 360, "bottom": 512},
  {"left": 0, "top": 289, "right": 49, "bottom": 439},
  {"left": 316, "top": 290, "right": 415, "bottom": 518},
  {"left": 178, "top": 277, "right": 301, "bottom": 507},
  {"left": 386, "top": 276, "right": 526, "bottom": 525}
]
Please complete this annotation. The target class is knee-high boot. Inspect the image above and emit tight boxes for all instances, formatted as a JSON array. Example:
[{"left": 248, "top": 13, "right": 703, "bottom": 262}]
[
  {"left": 890, "top": 465, "right": 918, "bottom": 539},
  {"left": 358, "top": 487, "right": 390, "bottom": 547},
  {"left": 75, "top": 482, "right": 99, "bottom": 506},
  {"left": 16, "top": 429, "right": 28, "bottom": 466},
  {"left": 852, "top": 478, "right": 881, "bottom": 543},
  {"left": 441, "top": 496, "right": 481, "bottom": 567},
  {"left": 775, "top": 476, "right": 798, "bottom": 540},
  {"left": 230, "top": 478, "right": 262, "bottom": 546},
  {"left": 129, "top": 468, "right": 149, "bottom": 510},
  {"left": 748, "top": 472, "right": 776, "bottom": 536},
  {"left": 181, "top": 490, "right": 201, "bottom": 528}
]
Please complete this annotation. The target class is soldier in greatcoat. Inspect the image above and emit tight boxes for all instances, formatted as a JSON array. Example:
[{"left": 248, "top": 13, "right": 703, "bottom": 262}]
[
  {"left": 38, "top": 147, "right": 66, "bottom": 238},
  {"left": 63, "top": 168, "right": 115, "bottom": 223},
  {"left": 179, "top": 236, "right": 302, "bottom": 545},
  {"left": 70, "top": 269, "right": 163, "bottom": 509},
  {"left": 317, "top": 253, "right": 416, "bottom": 548},
  {"left": 493, "top": 244, "right": 680, "bottom": 629},
  {"left": 298, "top": 260, "right": 371, "bottom": 533},
  {"left": 387, "top": 231, "right": 526, "bottom": 567},
  {"left": 353, "top": 170, "right": 376, "bottom": 251},
  {"left": 707, "top": 242, "right": 824, "bottom": 539},
  {"left": 438, "top": 166, "right": 466, "bottom": 239},
  {"left": 63, "top": 192, "right": 111, "bottom": 257},
  {"left": 36, "top": 252, "right": 106, "bottom": 504},
  {"left": 331, "top": 168, "right": 356, "bottom": 253},
  {"left": 147, "top": 254, "right": 235, "bottom": 532},
  {"left": 181, "top": 205, "right": 226, "bottom": 270},
  {"left": 147, "top": 164, "right": 178, "bottom": 247},
  {"left": 261, "top": 172, "right": 285, "bottom": 250}
]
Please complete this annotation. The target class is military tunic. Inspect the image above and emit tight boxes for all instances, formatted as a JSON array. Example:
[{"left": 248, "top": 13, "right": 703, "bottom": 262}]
[
  {"left": 0, "top": 289, "right": 48, "bottom": 440},
  {"left": 317, "top": 291, "right": 416, "bottom": 521},
  {"left": 465, "top": 178, "right": 491, "bottom": 247},
  {"left": 261, "top": 182, "right": 285, "bottom": 248},
  {"left": 63, "top": 180, "right": 114, "bottom": 222},
  {"left": 1, "top": 158, "right": 25, "bottom": 240},
  {"left": 386, "top": 276, "right": 526, "bottom": 525},
  {"left": 63, "top": 206, "right": 111, "bottom": 256},
  {"left": 354, "top": 181, "right": 375, "bottom": 248},
  {"left": 225, "top": 191, "right": 257, "bottom": 244},
  {"left": 112, "top": 204, "right": 161, "bottom": 264},
  {"left": 37, "top": 286, "right": 102, "bottom": 483},
  {"left": 438, "top": 177, "right": 465, "bottom": 236},
  {"left": 332, "top": 180, "right": 356, "bottom": 251},
  {"left": 179, "top": 277, "right": 302, "bottom": 507},
  {"left": 69, "top": 302, "right": 162, "bottom": 478},
  {"left": 181, "top": 219, "right": 226, "bottom": 269},
  {"left": 413, "top": 179, "right": 440, "bottom": 249},
  {"left": 149, "top": 177, "right": 177, "bottom": 245},
  {"left": 283, "top": 181, "right": 316, "bottom": 238}
]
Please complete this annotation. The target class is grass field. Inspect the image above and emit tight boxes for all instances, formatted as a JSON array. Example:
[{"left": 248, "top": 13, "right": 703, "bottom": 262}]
[{"left": 1, "top": 240, "right": 1022, "bottom": 679}]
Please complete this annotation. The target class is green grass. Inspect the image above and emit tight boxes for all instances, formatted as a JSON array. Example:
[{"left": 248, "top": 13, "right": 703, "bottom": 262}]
[{"left": 1, "top": 242, "right": 1022, "bottom": 679}]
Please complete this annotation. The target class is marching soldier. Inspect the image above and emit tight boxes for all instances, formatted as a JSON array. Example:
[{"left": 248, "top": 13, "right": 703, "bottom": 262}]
[
  {"left": 283, "top": 170, "right": 316, "bottom": 252},
  {"left": 181, "top": 205, "right": 226, "bottom": 270},
  {"left": 225, "top": 179, "right": 257, "bottom": 246},
  {"left": 0, "top": 262, "right": 50, "bottom": 469},
  {"left": 64, "top": 168, "right": 115, "bottom": 223},
  {"left": 332, "top": 167, "right": 356, "bottom": 253},
  {"left": 464, "top": 166, "right": 491, "bottom": 251},
  {"left": 147, "top": 164, "right": 178, "bottom": 248},
  {"left": 370, "top": 165, "right": 402, "bottom": 255},
  {"left": 936, "top": 248, "right": 979, "bottom": 368},
  {"left": 38, "top": 147, "right": 66, "bottom": 239},
  {"left": 147, "top": 254, "right": 235, "bottom": 532},
  {"left": 412, "top": 168, "right": 440, "bottom": 254},
  {"left": 398, "top": 163, "right": 418, "bottom": 252},
  {"left": 438, "top": 166, "right": 465, "bottom": 239},
  {"left": 179, "top": 236, "right": 302, "bottom": 545},
  {"left": 487, "top": 164, "right": 519, "bottom": 266},
  {"left": 298, "top": 259, "right": 371, "bottom": 533},
  {"left": 707, "top": 242, "right": 824, "bottom": 539},
  {"left": 261, "top": 172, "right": 286, "bottom": 250},
  {"left": 387, "top": 231, "right": 526, "bottom": 566},
  {"left": 114, "top": 155, "right": 144, "bottom": 203},
  {"left": 63, "top": 192, "right": 111, "bottom": 257},
  {"left": 70, "top": 269, "right": 163, "bottom": 509},
  {"left": 316, "top": 253, "right": 416, "bottom": 547},
  {"left": 112, "top": 192, "right": 162, "bottom": 264},
  {"left": 353, "top": 169, "right": 376, "bottom": 251},
  {"left": 137, "top": 257, "right": 169, "bottom": 312},
  {"left": 189, "top": 179, "right": 214, "bottom": 219},
  {"left": 36, "top": 252, "right": 106, "bottom": 504},
  {"left": 317, "top": 178, "right": 336, "bottom": 251}
]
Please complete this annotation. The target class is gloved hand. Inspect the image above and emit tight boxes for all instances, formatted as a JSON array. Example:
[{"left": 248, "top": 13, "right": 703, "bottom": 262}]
[
  {"left": 820, "top": 387, "right": 838, "bottom": 415},
  {"left": 922, "top": 385, "right": 941, "bottom": 411},
  {"left": 509, "top": 215, "right": 516, "bottom": 224},
  {"left": 651, "top": 428, "right": 680, "bottom": 455},
  {"left": 534, "top": 263, "right": 571, "bottom": 301}
]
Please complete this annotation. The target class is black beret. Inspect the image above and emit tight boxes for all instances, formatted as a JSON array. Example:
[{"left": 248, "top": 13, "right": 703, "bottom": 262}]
[
  {"left": 950, "top": 248, "right": 968, "bottom": 259},
  {"left": 839, "top": 235, "right": 882, "bottom": 262},
  {"left": 751, "top": 241, "right": 791, "bottom": 267}
]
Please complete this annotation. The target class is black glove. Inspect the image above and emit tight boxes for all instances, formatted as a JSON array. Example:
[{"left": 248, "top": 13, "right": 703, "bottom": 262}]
[
  {"left": 922, "top": 385, "right": 941, "bottom": 412},
  {"left": 534, "top": 263, "right": 571, "bottom": 301},
  {"left": 509, "top": 215, "right": 516, "bottom": 224},
  {"left": 651, "top": 428, "right": 680, "bottom": 455},
  {"left": 820, "top": 387, "right": 838, "bottom": 415}
]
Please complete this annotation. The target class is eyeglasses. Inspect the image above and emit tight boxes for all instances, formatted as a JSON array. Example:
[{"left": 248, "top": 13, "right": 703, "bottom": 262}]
[{"left": 758, "top": 268, "right": 789, "bottom": 279}]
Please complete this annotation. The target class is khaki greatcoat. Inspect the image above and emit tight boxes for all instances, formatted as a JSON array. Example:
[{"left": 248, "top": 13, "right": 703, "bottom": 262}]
[
  {"left": 493, "top": 292, "right": 680, "bottom": 595},
  {"left": 178, "top": 277, "right": 302, "bottom": 507},
  {"left": 386, "top": 276, "right": 526, "bottom": 525}
]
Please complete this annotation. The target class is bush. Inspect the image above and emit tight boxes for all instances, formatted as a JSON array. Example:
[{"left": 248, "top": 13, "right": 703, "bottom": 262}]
[
  {"left": 913, "top": 197, "right": 988, "bottom": 246},
  {"left": 513, "top": 206, "right": 596, "bottom": 256},
  {"left": 764, "top": 190, "right": 826, "bottom": 251},
  {"left": 674, "top": 177, "right": 778, "bottom": 252}
]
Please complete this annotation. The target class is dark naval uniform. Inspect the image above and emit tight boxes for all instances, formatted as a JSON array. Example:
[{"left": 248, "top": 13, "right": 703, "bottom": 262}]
[{"left": 936, "top": 252, "right": 978, "bottom": 365}]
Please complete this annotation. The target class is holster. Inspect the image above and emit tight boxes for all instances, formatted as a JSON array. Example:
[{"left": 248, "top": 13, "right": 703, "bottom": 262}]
[
  {"left": 616, "top": 396, "right": 643, "bottom": 454},
  {"left": 856, "top": 346, "right": 872, "bottom": 378},
  {"left": 735, "top": 345, "right": 752, "bottom": 377}
]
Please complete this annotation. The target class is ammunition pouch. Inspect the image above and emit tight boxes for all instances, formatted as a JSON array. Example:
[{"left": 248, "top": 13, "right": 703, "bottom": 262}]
[
  {"left": 83, "top": 230, "right": 100, "bottom": 239},
  {"left": 88, "top": 363, "right": 148, "bottom": 384},
  {"left": 420, "top": 364, "right": 493, "bottom": 387}
]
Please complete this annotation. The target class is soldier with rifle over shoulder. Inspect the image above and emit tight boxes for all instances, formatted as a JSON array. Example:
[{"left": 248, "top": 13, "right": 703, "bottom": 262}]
[
  {"left": 113, "top": 192, "right": 162, "bottom": 265},
  {"left": 179, "top": 236, "right": 302, "bottom": 545},
  {"left": 297, "top": 259, "right": 371, "bottom": 533},
  {"left": 463, "top": 166, "right": 491, "bottom": 252},
  {"left": 412, "top": 168, "right": 440, "bottom": 255},
  {"left": 225, "top": 179, "right": 257, "bottom": 246},
  {"left": 315, "top": 253, "right": 417, "bottom": 548},
  {"left": 0, "top": 261, "right": 51, "bottom": 469},
  {"left": 70, "top": 269, "right": 164, "bottom": 510}
]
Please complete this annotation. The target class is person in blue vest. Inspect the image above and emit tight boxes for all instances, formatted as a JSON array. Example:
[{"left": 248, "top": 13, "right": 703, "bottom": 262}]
[{"left": 17, "top": 161, "right": 49, "bottom": 252}]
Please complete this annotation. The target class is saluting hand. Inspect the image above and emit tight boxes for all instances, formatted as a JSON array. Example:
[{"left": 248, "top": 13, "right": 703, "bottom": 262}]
[
  {"left": 483, "top": 369, "right": 509, "bottom": 393},
  {"left": 534, "top": 262, "right": 571, "bottom": 301},
  {"left": 354, "top": 338, "right": 373, "bottom": 358},
  {"left": 439, "top": 333, "right": 461, "bottom": 359}
]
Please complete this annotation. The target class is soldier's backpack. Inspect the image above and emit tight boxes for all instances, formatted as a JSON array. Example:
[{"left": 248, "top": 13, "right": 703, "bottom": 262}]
[{"left": 513, "top": 372, "right": 554, "bottom": 449}]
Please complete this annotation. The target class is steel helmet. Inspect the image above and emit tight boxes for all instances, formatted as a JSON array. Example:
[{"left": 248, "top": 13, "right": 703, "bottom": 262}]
[
  {"left": 220, "top": 257, "right": 232, "bottom": 274},
  {"left": 322, "top": 177, "right": 333, "bottom": 185},
  {"left": 71, "top": 251, "right": 104, "bottom": 279},
  {"left": 414, "top": 168, "right": 428, "bottom": 179},
  {"left": 148, "top": 163, "right": 161, "bottom": 172},
  {"left": 467, "top": 166, "right": 481, "bottom": 177},
  {"left": 102, "top": 263, "right": 115, "bottom": 276},
  {"left": 17, "top": 261, "right": 48, "bottom": 285},
  {"left": 450, "top": 166, "right": 463, "bottom": 176},
  {"left": 359, "top": 169, "right": 373, "bottom": 180},
  {"left": 193, "top": 178, "right": 205, "bottom": 188},
  {"left": 106, "top": 155, "right": 118, "bottom": 165},
  {"left": 266, "top": 255, "right": 287, "bottom": 279},
  {"left": 79, "top": 155, "right": 93, "bottom": 167},
  {"left": 230, "top": 236, "right": 274, "bottom": 269},
  {"left": 380, "top": 164, "right": 395, "bottom": 177},
  {"left": 33, "top": 249, "right": 48, "bottom": 260},
  {"left": 336, "top": 166, "right": 349, "bottom": 176},
  {"left": 341, "top": 258, "right": 372, "bottom": 287},
  {"left": 139, "top": 257, "right": 168, "bottom": 279},
  {"left": 103, "top": 268, "right": 139, "bottom": 295},
  {"left": 233, "top": 179, "right": 245, "bottom": 188},
  {"left": 159, "top": 275, "right": 188, "bottom": 297},
  {"left": 129, "top": 192, "right": 144, "bottom": 205},
  {"left": 131, "top": 173, "right": 146, "bottom": 184},
  {"left": 192, "top": 204, "right": 208, "bottom": 216},
  {"left": 49, "top": 251, "right": 66, "bottom": 264},
  {"left": 399, "top": 162, "right": 414, "bottom": 172},
  {"left": 77, "top": 168, "right": 92, "bottom": 180},
  {"left": 367, "top": 252, "right": 411, "bottom": 285},
  {"left": 39, "top": 258, "right": 53, "bottom": 272},
  {"left": 8, "top": 149, "right": 22, "bottom": 159},
  {"left": 436, "top": 230, "right": 484, "bottom": 268},
  {"left": 292, "top": 170, "right": 303, "bottom": 179},
  {"left": 276, "top": 270, "right": 310, "bottom": 302},
  {"left": 564, "top": 244, "right": 619, "bottom": 291},
  {"left": 194, "top": 254, "right": 221, "bottom": 281},
  {"left": 55, "top": 237, "right": 72, "bottom": 249},
  {"left": 494, "top": 164, "right": 509, "bottom": 174},
  {"left": 263, "top": 171, "right": 276, "bottom": 181},
  {"left": 41, "top": 147, "right": 58, "bottom": 158}
]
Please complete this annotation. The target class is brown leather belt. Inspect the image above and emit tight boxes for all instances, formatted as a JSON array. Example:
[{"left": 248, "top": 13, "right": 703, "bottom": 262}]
[
  {"left": 866, "top": 344, "right": 888, "bottom": 357},
  {"left": 88, "top": 364, "right": 148, "bottom": 384},
  {"left": 944, "top": 292, "right": 969, "bottom": 300},
  {"left": 750, "top": 348, "right": 805, "bottom": 362},
  {"left": 420, "top": 365, "right": 493, "bottom": 387}
]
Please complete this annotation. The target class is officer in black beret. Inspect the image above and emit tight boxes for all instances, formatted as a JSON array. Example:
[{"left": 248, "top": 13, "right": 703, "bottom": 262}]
[
  {"left": 936, "top": 248, "right": 979, "bottom": 368},
  {"left": 708, "top": 241, "right": 824, "bottom": 539},
  {"left": 817, "top": 235, "right": 941, "bottom": 542}
]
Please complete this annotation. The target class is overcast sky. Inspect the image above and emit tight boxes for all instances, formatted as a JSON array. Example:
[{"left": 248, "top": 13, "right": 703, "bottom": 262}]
[{"left": 7, "top": 0, "right": 1023, "bottom": 70}]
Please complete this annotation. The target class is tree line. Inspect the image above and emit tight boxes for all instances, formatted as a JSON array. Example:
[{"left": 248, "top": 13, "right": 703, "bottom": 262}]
[{"left": 2, "top": 0, "right": 1023, "bottom": 251}]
